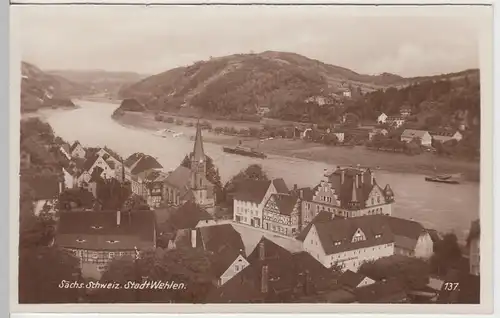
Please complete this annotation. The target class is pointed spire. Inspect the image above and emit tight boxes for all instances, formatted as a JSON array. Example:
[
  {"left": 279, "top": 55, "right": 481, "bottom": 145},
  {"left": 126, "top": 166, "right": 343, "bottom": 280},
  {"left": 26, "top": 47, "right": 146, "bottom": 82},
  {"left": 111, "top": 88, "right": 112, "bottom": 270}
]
[
  {"left": 192, "top": 120, "right": 205, "bottom": 163},
  {"left": 351, "top": 178, "right": 358, "bottom": 202}
]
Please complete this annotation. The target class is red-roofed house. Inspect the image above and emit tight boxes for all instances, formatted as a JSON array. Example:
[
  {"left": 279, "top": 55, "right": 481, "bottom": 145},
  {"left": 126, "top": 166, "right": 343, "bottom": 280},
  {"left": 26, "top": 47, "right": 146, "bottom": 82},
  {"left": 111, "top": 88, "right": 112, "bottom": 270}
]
[{"left": 232, "top": 178, "right": 289, "bottom": 228}]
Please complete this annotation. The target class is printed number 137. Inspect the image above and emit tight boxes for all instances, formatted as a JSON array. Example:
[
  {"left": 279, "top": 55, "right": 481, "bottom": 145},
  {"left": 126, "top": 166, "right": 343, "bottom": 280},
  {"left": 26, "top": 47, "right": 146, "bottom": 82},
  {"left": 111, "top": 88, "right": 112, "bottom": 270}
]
[{"left": 443, "top": 282, "right": 459, "bottom": 291}]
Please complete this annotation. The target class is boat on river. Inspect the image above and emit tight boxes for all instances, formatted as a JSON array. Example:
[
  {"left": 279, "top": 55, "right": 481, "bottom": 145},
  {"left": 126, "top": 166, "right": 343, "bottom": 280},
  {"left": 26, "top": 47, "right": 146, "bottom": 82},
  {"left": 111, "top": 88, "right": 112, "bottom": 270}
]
[
  {"left": 223, "top": 146, "right": 267, "bottom": 159},
  {"left": 425, "top": 173, "right": 462, "bottom": 184}
]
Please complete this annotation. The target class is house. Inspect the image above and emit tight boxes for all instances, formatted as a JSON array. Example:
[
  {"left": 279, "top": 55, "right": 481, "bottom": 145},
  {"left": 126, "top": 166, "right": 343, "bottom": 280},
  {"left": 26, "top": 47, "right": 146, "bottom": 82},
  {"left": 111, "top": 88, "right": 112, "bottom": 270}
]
[
  {"left": 164, "top": 124, "right": 216, "bottom": 212},
  {"left": 299, "top": 166, "right": 395, "bottom": 228},
  {"left": 400, "top": 129, "right": 432, "bottom": 147},
  {"left": 205, "top": 237, "right": 341, "bottom": 303},
  {"left": 262, "top": 193, "right": 301, "bottom": 237},
  {"left": 382, "top": 216, "right": 434, "bottom": 259},
  {"left": 232, "top": 178, "right": 289, "bottom": 228},
  {"left": 386, "top": 116, "right": 405, "bottom": 128},
  {"left": 62, "top": 167, "right": 76, "bottom": 189},
  {"left": 140, "top": 170, "right": 168, "bottom": 208},
  {"left": 302, "top": 215, "right": 395, "bottom": 271},
  {"left": 326, "top": 129, "right": 345, "bottom": 143},
  {"left": 24, "top": 174, "right": 63, "bottom": 216},
  {"left": 430, "top": 129, "right": 463, "bottom": 143},
  {"left": 123, "top": 153, "right": 163, "bottom": 197},
  {"left": 338, "top": 270, "right": 376, "bottom": 291},
  {"left": 377, "top": 113, "right": 388, "bottom": 124},
  {"left": 257, "top": 107, "right": 271, "bottom": 116},
  {"left": 186, "top": 224, "right": 249, "bottom": 286},
  {"left": 59, "top": 143, "right": 72, "bottom": 160},
  {"left": 400, "top": 105, "right": 412, "bottom": 117},
  {"left": 55, "top": 210, "right": 156, "bottom": 279},
  {"left": 467, "top": 219, "right": 480, "bottom": 276},
  {"left": 69, "top": 141, "right": 86, "bottom": 159},
  {"left": 342, "top": 89, "right": 352, "bottom": 98},
  {"left": 368, "top": 128, "right": 388, "bottom": 141},
  {"left": 354, "top": 278, "right": 409, "bottom": 303},
  {"left": 158, "top": 202, "right": 214, "bottom": 247}
]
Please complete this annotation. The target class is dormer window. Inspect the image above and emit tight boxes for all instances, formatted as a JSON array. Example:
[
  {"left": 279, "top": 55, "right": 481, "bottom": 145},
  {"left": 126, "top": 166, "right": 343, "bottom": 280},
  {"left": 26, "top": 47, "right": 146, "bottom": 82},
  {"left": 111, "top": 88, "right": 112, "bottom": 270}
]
[
  {"left": 91, "top": 225, "right": 103, "bottom": 230},
  {"left": 375, "top": 234, "right": 382, "bottom": 239},
  {"left": 334, "top": 241, "right": 341, "bottom": 246},
  {"left": 352, "top": 228, "right": 366, "bottom": 243},
  {"left": 76, "top": 239, "right": 86, "bottom": 243},
  {"left": 106, "top": 240, "right": 119, "bottom": 244}
]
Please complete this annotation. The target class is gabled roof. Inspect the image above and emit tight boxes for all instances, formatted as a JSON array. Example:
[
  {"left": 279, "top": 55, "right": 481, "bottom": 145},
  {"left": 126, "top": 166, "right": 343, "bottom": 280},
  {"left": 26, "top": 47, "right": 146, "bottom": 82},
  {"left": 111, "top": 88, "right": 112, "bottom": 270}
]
[
  {"left": 355, "top": 278, "right": 408, "bottom": 303},
  {"left": 124, "top": 152, "right": 144, "bottom": 168},
  {"left": 312, "top": 215, "right": 394, "bottom": 255},
  {"left": 268, "top": 193, "right": 299, "bottom": 216},
  {"left": 23, "top": 174, "right": 60, "bottom": 200},
  {"left": 338, "top": 270, "right": 369, "bottom": 289},
  {"left": 199, "top": 224, "right": 246, "bottom": 255},
  {"left": 401, "top": 129, "right": 430, "bottom": 139},
  {"left": 82, "top": 154, "right": 100, "bottom": 172},
  {"left": 233, "top": 180, "right": 272, "bottom": 204},
  {"left": 296, "top": 210, "right": 334, "bottom": 241},
  {"left": 326, "top": 167, "right": 387, "bottom": 209},
  {"left": 272, "top": 178, "right": 289, "bottom": 193},
  {"left": 61, "top": 143, "right": 71, "bottom": 155},
  {"left": 55, "top": 210, "right": 156, "bottom": 251},
  {"left": 166, "top": 201, "right": 213, "bottom": 231},
  {"left": 129, "top": 155, "right": 163, "bottom": 175},
  {"left": 69, "top": 141, "right": 83, "bottom": 153},
  {"left": 381, "top": 215, "right": 428, "bottom": 250}
]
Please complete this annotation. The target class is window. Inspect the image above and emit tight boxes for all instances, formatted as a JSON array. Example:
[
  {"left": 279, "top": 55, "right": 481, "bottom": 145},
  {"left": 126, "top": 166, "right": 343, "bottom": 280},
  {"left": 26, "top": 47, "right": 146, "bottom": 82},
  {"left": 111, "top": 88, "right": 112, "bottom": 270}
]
[
  {"left": 334, "top": 241, "right": 341, "bottom": 246},
  {"left": 235, "top": 265, "right": 239, "bottom": 271},
  {"left": 107, "top": 240, "right": 119, "bottom": 244},
  {"left": 371, "top": 198, "right": 374, "bottom": 205},
  {"left": 109, "top": 252, "right": 115, "bottom": 258},
  {"left": 377, "top": 197, "right": 381, "bottom": 203},
  {"left": 91, "top": 225, "right": 103, "bottom": 230},
  {"left": 375, "top": 234, "right": 382, "bottom": 239},
  {"left": 76, "top": 239, "right": 86, "bottom": 243}
]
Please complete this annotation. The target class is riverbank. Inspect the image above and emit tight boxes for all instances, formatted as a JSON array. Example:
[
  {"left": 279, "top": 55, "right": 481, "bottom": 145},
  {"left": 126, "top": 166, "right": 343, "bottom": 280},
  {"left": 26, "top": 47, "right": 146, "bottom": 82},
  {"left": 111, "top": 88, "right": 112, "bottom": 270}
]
[{"left": 114, "top": 111, "right": 480, "bottom": 182}]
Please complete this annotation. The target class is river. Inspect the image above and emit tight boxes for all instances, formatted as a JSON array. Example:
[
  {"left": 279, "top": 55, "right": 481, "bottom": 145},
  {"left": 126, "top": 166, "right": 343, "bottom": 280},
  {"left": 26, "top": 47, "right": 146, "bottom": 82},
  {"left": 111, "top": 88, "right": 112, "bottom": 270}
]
[{"left": 41, "top": 100, "right": 480, "bottom": 241}]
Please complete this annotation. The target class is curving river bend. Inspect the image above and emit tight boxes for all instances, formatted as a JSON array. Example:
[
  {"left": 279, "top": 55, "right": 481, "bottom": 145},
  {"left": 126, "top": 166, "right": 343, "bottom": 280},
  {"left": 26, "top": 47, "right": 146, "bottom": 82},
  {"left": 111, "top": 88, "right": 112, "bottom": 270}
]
[{"left": 41, "top": 100, "right": 480, "bottom": 241}]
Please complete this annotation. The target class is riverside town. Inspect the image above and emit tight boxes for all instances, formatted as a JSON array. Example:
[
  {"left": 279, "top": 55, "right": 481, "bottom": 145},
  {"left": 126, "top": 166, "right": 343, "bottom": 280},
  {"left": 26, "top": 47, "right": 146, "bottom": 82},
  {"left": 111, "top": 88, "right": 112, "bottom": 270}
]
[{"left": 16, "top": 6, "right": 484, "bottom": 306}]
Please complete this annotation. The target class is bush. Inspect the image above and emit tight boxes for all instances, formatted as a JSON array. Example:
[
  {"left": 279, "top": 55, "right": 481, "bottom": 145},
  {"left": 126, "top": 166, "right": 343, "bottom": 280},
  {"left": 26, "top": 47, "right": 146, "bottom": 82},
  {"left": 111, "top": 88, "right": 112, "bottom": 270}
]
[{"left": 154, "top": 114, "right": 164, "bottom": 122}]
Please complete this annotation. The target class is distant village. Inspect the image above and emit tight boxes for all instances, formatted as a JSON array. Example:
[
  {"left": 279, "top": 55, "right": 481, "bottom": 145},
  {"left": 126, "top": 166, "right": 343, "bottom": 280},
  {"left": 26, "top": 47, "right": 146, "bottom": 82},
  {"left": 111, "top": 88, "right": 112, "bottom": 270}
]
[{"left": 19, "top": 115, "right": 480, "bottom": 304}]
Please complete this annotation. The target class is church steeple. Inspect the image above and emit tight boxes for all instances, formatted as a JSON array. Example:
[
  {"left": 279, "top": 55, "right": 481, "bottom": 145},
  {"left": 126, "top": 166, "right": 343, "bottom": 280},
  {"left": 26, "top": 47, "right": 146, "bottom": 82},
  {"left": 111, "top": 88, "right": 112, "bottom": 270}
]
[
  {"left": 192, "top": 120, "right": 205, "bottom": 164},
  {"left": 191, "top": 121, "right": 207, "bottom": 190}
]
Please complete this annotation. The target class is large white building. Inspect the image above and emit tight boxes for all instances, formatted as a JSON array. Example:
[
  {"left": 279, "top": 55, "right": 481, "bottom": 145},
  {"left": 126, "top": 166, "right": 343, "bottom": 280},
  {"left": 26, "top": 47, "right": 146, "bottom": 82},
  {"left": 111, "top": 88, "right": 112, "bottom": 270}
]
[
  {"left": 300, "top": 214, "right": 434, "bottom": 272},
  {"left": 302, "top": 215, "right": 395, "bottom": 271},
  {"left": 232, "top": 178, "right": 289, "bottom": 228}
]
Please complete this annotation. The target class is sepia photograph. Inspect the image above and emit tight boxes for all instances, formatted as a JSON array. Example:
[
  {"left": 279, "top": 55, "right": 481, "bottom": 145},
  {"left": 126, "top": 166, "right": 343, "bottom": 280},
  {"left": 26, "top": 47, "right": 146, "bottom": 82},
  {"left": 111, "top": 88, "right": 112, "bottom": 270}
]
[{"left": 9, "top": 3, "right": 493, "bottom": 313}]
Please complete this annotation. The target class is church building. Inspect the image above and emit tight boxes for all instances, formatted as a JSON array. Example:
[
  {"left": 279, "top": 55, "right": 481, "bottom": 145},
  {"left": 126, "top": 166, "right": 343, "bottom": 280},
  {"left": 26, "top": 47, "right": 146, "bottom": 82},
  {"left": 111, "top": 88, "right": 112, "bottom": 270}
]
[{"left": 163, "top": 123, "right": 216, "bottom": 212}]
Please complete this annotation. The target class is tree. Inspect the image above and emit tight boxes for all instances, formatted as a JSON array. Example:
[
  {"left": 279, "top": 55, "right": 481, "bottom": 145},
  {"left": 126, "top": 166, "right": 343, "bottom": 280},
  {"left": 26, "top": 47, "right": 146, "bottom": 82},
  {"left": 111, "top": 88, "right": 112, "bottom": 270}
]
[
  {"left": 223, "top": 164, "right": 269, "bottom": 203},
  {"left": 358, "top": 255, "right": 430, "bottom": 291},
  {"left": 19, "top": 246, "right": 83, "bottom": 303},
  {"left": 92, "top": 247, "right": 214, "bottom": 303},
  {"left": 430, "top": 232, "right": 462, "bottom": 276}
]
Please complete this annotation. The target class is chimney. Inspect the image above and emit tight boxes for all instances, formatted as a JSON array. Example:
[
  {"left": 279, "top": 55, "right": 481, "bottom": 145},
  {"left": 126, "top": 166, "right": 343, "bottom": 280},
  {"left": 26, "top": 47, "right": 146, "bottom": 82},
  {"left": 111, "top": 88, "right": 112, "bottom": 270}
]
[
  {"left": 261, "top": 265, "right": 269, "bottom": 294},
  {"left": 355, "top": 174, "right": 359, "bottom": 188},
  {"left": 341, "top": 169, "right": 345, "bottom": 184},
  {"left": 59, "top": 181, "right": 63, "bottom": 194},
  {"left": 294, "top": 184, "right": 298, "bottom": 192},
  {"left": 371, "top": 173, "right": 374, "bottom": 185},
  {"left": 299, "top": 189, "right": 304, "bottom": 199},
  {"left": 259, "top": 241, "right": 265, "bottom": 261},
  {"left": 116, "top": 210, "right": 121, "bottom": 226},
  {"left": 323, "top": 168, "right": 328, "bottom": 181},
  {"left": 191, "top": 229, "right": 197, "bottom": 248}
]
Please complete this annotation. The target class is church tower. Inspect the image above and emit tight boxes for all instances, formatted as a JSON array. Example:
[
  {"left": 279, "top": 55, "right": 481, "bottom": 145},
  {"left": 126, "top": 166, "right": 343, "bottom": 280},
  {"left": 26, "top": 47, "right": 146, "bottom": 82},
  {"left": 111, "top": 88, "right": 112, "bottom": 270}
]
[{"left": 190, "top": 121, "right": 207, "bottom": 190}]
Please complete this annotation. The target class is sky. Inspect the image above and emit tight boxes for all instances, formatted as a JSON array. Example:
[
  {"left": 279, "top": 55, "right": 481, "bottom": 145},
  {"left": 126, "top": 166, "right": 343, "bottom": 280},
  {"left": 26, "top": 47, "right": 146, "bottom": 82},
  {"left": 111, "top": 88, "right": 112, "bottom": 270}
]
[{"left": 13, "top": 5, "right": 490, "bottom": 77}]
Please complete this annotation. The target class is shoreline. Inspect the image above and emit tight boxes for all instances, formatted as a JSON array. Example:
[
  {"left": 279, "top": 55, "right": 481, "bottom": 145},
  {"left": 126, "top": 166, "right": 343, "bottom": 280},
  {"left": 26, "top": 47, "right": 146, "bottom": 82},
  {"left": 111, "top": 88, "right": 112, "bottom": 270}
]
[{"left": 114, "top": 111, "right": 480, "bottom": 182}]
